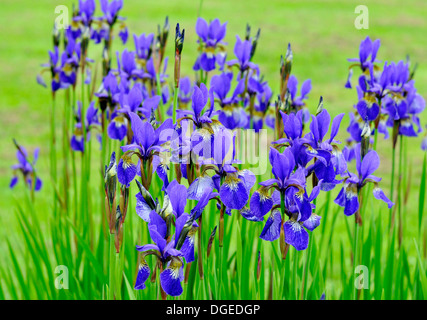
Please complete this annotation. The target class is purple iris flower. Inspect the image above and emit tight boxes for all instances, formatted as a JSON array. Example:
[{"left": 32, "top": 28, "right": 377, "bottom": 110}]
[
  {"left": 116, "top": 49, "right": 142, "bottom": 80},
  {"left": 178, "top": 77, "right": 193, "bottom": 105},
  {"left": 193, "top": 18, "right": 227, "bottom": 72},
  {"left": 39, "top": 46, "right": 62, "bottom": 92},
  {"left": 244, "top": 147, "right": 320, "bottom": 251},
  {"left": 117, "top": 112, "right": 173, "bottom": 186},
  {"left": 100, "top": 0, "right": 123, "bottom": 25},
  {"left": 346, "top": 36, "right": 381, "bottom": 88},
  {"left": 299, "top": 109, "right": 345, "bottom": 166},
  {"left": 287, "top": 75, "right": 312, "bottom": 122},
  {"left": 252, "top": 81, "right": 273, "bottom": 132},
  {"left": 118, "top": 22, "right": 128, "bottom": 44},
  {"left": 186, "top": 127, "right": 254, "bottom": 211},
  {"left": 210, "top": 73, "right": 246, "bottom": 130},
  {"left": 134, "top": 212, "right": 186, "bottom": 295},
  {"left": 107, "top": 83, "right": 145, "bottom": 141},
  {"left": 133, "top": 33, "right": 154, "bottom": 60},
  {"left": 227, "top": 35, "right": 256, "bottom": 73},
  {"left": 334, "top": 144, "right": 394, "bottom": 215},
  {"left": 77, "top": 0, "right": 96, "bottom": 26},
  {"left": 71, "top": 101, "right": 100, "bottom": 152},
  {"left": 177, "top": 83, "right": 217, "bottom": 129},
  {"left": 134, "top": 179, "right": 214, "bottom": 296},
  {"left": 59, "top": 32, "right": 81, "bottom": 88},
  {"left": 383, "top": 80, "right": 425, "bottom": 137},
  {"left": 10, "top": 144, "right": 42, "bottom": 192}
]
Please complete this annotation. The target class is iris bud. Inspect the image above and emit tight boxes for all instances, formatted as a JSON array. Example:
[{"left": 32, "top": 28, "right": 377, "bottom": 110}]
[
  {"left": 207, "top": 226, "right": 217, "bottom": 259},
  {"left": 316, "top": 96, "right": 324, "bottom": 115},
  {"left": 361, "top": 120, "right": 371, "bottom": 159},
  {"left": 176, "top": 215, "right": 196, "bottom": 250},
  {"left": 104, "top": 152, "right": 117, "bottom": 210}
]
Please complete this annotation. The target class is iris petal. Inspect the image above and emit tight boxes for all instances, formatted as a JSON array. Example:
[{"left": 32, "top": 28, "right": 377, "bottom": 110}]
[
  {"left": 284, "top": 220, "right": 309, "bottom": 251},
  {"left": 260, "top": 210, "right": 281, "bottom": 241}
]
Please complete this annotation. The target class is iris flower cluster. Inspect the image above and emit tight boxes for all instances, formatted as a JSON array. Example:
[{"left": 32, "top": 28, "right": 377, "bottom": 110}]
[
  {"left": 345, "top": 36, "right": 425, "bottom": 150},
  {"left": 242, "top": 104, "right": 347, "bottom": 252},
  {"left": 27, "top": 0, "right": 413, "bottom": 300}
]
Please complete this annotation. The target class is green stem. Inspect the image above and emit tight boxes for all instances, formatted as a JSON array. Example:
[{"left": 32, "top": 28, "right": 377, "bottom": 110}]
[
  {"left": 353, "top": 218, "right": 360, "bottom": 300},
  {"left": 109, "top": 233, "right": 116, "bottom": 300},
  {"left": 301, "top": 231, "right": 313, "bottom": 300},
  {"left": 389, "top": 144, "right": 396, "bottom": 232}
]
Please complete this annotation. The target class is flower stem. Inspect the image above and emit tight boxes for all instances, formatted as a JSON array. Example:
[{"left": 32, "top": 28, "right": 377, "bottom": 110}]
[
  {"left": 197, "top": 216, "right": 204, "bottom": 279},
  {"left": 109, "top": 232, "right": 116, "bottom": 300}
]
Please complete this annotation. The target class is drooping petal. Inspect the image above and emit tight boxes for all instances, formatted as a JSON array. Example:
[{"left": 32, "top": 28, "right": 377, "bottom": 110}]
[
  {"left": 240, "top": 207, "right": 264, "bottom": 222},
  {"left": 250, "top": 188, "right": 273, "bottom": 218},
  {"left": 373, "top": 187, "right": 394, "bottom": 209},
  {"left": 259, "top": 210, "right": 281, "bottom": 241},
  {"left": 283, "top": 220, "right": 309, "bottom": 251},
  {"left": 160, "top": 259, "right": 183, "bottom": 296},
  {"left": 135, "top": 193, "right": 154, "bottom": 222},
  {"left": 187, "top": 174, "right": 215, "bottom": 200},
  {"left": 219, "top": 174, "right": 249, "bottom": 210},
  {"left": 303, "top": 214, "right": 321, "bottom": 231},
  {"left": 117, "top": 156, "right": 137, "bottom": 187},
  {"left": 134, "top": 259, "right": 150, "bottom": 290},
  {"left": 180, "top": 229, "right": 197, "bottom": 263},
  {"left": 343, "top": 186, "right": 359, "bottom": 216}
]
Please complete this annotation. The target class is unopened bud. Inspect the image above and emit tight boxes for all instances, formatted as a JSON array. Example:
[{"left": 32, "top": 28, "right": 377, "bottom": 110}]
[
  {"left": 135, "top": 180, "right": 156, "bottom": 210},
  {"left": 250, "top": 28, "right": 261, "bottom": 60},
  {"left": 104, "top": 152, "right": 117, "bottom": 209},
  {"left": 207, "top": 226, "right": 217, "bottom": 258},
  {"left": 256, "top": 251, "right": 261, "bottom": 280},
  {"left": 119, "top": 184, "right": 129, "bottom": 222},
  {"left": 361, "top": 120, "right": 371, "bottom": 159},
  {"left": 316, "top": 96, "right": 324, "bottom": 115},
  {"left": 176, "top": 215, "right": 196, "bottom": 250},
  {"left": 245, "top": 23, "right": 251, "bottom": 40},
  {"left": 53, "top": 23, "right": 60, "bottom": 47},
  {"left": 175, "top": 23, "right": 185, "bottom": 56}
]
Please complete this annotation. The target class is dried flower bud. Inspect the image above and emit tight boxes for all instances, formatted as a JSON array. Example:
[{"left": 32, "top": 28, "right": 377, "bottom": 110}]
[
  {"left": 52, "top": 23, "right": 60, "bottom": 48},
  {"left": 135, "top": 180, "right": 156, "bottom": 210},
  {"left": 104, "top": 152, "right": 117, "bottom": 209},
  {"left": 316, "top": 96, "right": 324, "bottom": 115},
  {"left": 245, "top": 23, "right": 251, "bottom": 40},
  {"left": 119, "top": 184, "right": 129, "bottom": 222},
  {"left": 207, "top": 226, "right": 217, "bottom": 258},
  {"left": 281, "top": 43, "right": 292, "bottom": 81},
  {"left": 175, "top": 23, "right": 185, "bottom": 56},
  {"left": 176, "top": 215, "right": 196, "bottom": 250},
  {"left": 250, "top": 28, "right": 261, "bottom": 61},
  {"left": 361, "top": 120, "right": 371, "bottom": 159},
  {"left": 256, "top": 251, "right": 261, "bottom": 280}
]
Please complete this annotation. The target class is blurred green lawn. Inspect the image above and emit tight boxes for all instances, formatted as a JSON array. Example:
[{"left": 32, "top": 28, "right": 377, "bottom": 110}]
[{"left": 0, "top": 0, "right": 426, "bottom": 294}]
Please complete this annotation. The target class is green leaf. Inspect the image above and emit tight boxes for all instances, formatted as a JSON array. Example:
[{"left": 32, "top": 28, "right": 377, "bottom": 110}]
[{"left": 123, "top": 272, "right": 137, "bottom": 300}]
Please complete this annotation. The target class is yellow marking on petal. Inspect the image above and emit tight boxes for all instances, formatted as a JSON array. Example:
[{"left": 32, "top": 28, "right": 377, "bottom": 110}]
[
  {"left": 63, "top": 63, "right": 73, "bottom": 75},
  {"left": 224, "top": 174, "right": 241, "bottom": 192},
  {"left": 122, "top": 154, "right": 134, "bottom": 168}
]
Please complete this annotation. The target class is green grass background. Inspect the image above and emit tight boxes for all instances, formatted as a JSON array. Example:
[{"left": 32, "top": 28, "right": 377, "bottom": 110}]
[{"left": 0, "top": 0, "right": 426, "bottom": 299}]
